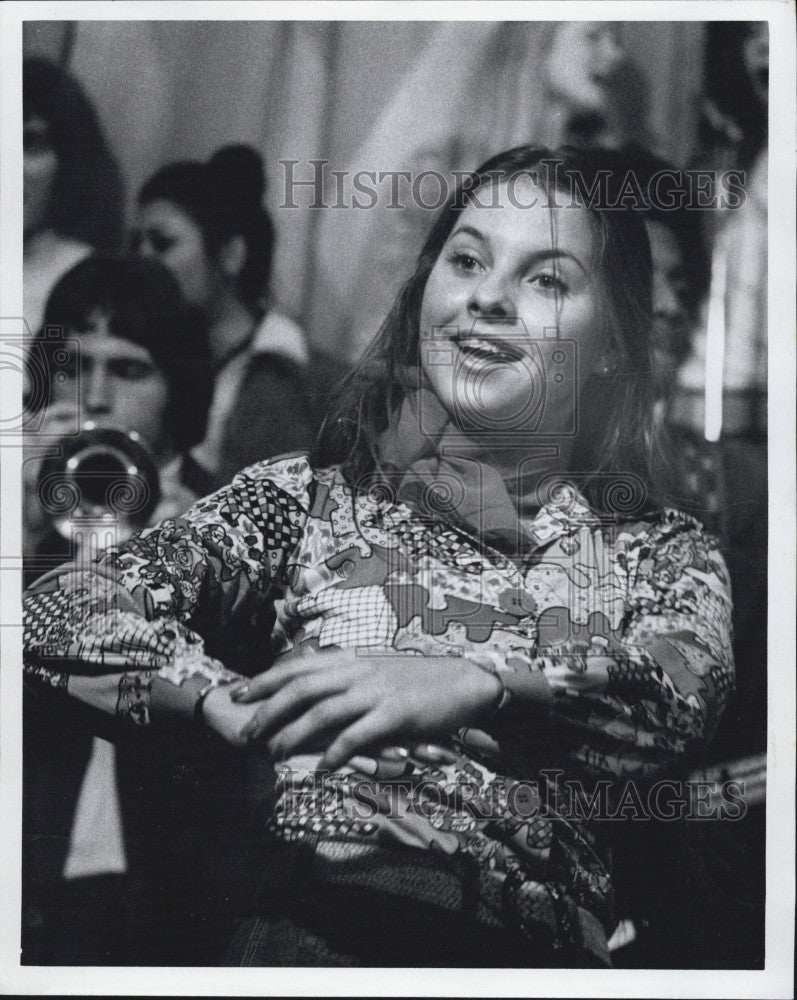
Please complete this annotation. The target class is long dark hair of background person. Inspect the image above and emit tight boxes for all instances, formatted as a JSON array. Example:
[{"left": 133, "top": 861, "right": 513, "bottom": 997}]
[{"left": 23, "top": 57, "right": 125, "bottom": 254}]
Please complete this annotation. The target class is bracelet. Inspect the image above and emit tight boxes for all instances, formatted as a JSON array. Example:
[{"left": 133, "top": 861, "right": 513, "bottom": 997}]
[
  {"left": 193, "top": 680, "right": 219, "bottom": 727},
  {"left": 467, "top": 650, "right": 512, "bottom": 713},
  {"left": 468, "top": 650, "right": 552, "bottom": 716},
  {"left": 491, "top": 671, "right": 513, "bottom": 713}
]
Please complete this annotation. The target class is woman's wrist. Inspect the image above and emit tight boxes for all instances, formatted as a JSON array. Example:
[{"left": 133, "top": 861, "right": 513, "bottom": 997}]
[
  {"left": 466, "top": 651, "right": 553, "bottom": 717},
  {"left": 150, "top": 672, "right": 212, "bottom": 723},
  {"left": 193, "top": 679, "right": 222, "bottom": 727}
]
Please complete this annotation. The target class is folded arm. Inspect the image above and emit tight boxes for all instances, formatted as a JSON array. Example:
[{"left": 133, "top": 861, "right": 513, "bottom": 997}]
[{"left": 23, "top": 457, "right": 313, "bottom": 733}]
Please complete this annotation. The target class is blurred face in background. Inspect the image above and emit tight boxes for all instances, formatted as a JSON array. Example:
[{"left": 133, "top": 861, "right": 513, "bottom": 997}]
[
  {"left": 24, "top": 115, "right": 58, "bottom": 238},
  {"left": 646, "top": 219, "right": 693, "bottom": 399},
  {"left": 545, "top": 23, "right": 624, "bottom": 112},
  {"left": 134, "top": 199, "right": 220, "bottom": 312},
  {"left": 743, "top": 22, "right": 768, "bottom": 106},
  {"left": 52, "top": 309, "right": 170, "bottom": 453}
]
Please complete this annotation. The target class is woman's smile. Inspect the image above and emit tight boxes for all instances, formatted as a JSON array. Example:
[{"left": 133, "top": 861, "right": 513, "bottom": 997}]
[{"left": 454, "top": 331, "right": 527, "bottom": 366}]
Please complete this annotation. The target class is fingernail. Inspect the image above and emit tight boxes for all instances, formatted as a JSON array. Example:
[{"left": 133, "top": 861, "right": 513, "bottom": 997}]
[
  {"left": 349, "top": 754, "right": 378, "bottom": 776},
  {"left": 230, "top": 684, "right": 249, "bottom": 701},
  {"left": 414, "top": 743, "right": 459, "bottom": 765}
]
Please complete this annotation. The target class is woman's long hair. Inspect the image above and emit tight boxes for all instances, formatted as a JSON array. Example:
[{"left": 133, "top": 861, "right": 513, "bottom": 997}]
[
  {"left": 23, "top": 57, "right": 124, "bottom": 254},
  {"left": 316, "top": 145, "right": 675, "bottom": 515}
]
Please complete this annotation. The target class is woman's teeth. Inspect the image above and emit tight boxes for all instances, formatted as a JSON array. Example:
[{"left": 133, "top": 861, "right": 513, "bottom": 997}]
[{"left": 457, "top": 340, "right": 522, "bottom": 364}]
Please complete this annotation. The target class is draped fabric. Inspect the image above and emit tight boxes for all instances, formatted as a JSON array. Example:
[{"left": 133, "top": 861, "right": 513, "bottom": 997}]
[{"left": 24, "top": 20, "right": 706, "bottom": 361}]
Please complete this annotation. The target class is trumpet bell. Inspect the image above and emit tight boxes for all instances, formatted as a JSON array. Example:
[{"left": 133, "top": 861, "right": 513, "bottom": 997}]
[{"left": 37, "top": 425, "right": 161, "bottom": 539}]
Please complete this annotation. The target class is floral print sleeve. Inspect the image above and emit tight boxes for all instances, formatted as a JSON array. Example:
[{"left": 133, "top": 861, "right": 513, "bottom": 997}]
[
  {"left": 23, "top": 455, "right": 313, "bottom": 726},
  {"left": 503, "top": 510, "right": 735, "bottom": 781}
]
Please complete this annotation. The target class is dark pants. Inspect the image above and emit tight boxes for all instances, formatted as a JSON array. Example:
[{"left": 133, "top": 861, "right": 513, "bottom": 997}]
[
  {"left": 227, "top": 892, "right": 588, "bottom": 968},
  {"left": 226, "top": 845, "right": 606, "bottom": 968}
]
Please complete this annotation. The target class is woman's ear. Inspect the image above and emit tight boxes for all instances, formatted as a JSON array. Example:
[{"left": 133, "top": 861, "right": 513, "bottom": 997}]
[
  {"left": 593, "top": 340, "right": 621, "bottom": 378},
  {"left": 217, "top": 235, "right": 247, "bottom": 280}
]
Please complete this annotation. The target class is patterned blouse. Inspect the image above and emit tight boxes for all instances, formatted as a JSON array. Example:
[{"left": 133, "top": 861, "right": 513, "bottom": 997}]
[{"left": 23, "top": 454, "right": 734, "bottom": 964}]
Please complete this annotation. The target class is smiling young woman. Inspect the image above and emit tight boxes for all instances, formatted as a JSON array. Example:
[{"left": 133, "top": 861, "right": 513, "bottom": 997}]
[{"left": 23, "top": 147, "right": 734, "bottom": 968}]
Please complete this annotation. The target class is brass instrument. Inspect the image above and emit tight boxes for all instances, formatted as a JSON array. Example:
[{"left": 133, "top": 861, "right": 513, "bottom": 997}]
[{"left": 36, "top": 423, "right": 161, "bottom": 541}]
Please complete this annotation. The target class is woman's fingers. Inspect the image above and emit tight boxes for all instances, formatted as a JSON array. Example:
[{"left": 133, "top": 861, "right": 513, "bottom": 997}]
[
  {"left": 265, "top": 692, "right": 371, "bottom": 759},
  {"left": 230, "top": 649, "right": 350, "bottom": 702},
  {"left": 229, "top": 664, "right": 310, "bottom": 702},
  {"left": 200, "top": 686, "right": 261, "bottom": 747},
  {"left": 320, "top": 706, "right": 401, "bottom": 772},
  {"left": 240, "top": 670, "right": 353, "bottom": 742}
]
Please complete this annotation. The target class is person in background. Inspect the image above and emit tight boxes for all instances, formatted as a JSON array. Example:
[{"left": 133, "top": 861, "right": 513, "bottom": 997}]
[
  {"left": 23, "top": 58, "right": 124, "bottom": 346},
  {"left": 542, "top": 23, "right": 638, "bottom": 150},
  {"left": 133, "top": 145, "right": 345, "bottom": 492},
  {"left": 680, "top": 21, "right": 768, "bottom": 440},
  {"left": 587, "top": 147, "right": 766, "bottom": 970},
  {"left": 24, "top": 146, "right": 733, "bottom": 968},
  {"left": 23, "top": 256, "right": 212, "bottom": 571},
  {"left": 21, "top": 256, "right": 239, "bottom": 965}
]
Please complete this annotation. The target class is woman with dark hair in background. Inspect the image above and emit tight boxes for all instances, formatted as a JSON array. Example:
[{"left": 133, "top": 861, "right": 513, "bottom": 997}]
[
  {"left": 134, "top": 145, "right": 344, "bottom": 493},
  {"left": 23, "top": 58, "right": 124, "bottom": 342},
  {"left": 24, "top": 146, "right": 733, "bottom": 967},
  {"left": 583, "top": 147, "right": 766, "bottom": 969}
]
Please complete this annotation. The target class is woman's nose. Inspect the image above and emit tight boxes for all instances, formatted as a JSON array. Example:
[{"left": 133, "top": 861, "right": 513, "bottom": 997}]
[
  {"left": 84, "top": 365, "right": 112, "bottom": 415},
  {"left": 598, "top": 33, "right": 623, "bottom": 73},
  {"left": 467, "top": 274, "right": 514, "bottom": 318},
  {"left": 136, "top": 236, "right": 156, "bottom": 261},
  {"left": 652, "top": 271, "right": 682, "bottom": 320}
]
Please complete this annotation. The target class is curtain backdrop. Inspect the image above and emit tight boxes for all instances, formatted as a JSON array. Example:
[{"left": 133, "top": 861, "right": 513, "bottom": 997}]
[{"left": 24, "top": 20, "right": 706, "bottom": 360}]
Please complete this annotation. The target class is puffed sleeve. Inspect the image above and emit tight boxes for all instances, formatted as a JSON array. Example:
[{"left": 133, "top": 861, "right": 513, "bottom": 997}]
[
  {"left": 478, "top": 511, "right": 735, "bottom": 781},
  {"left": 23, "top": 455, "right": 314, "bottom": 729}
]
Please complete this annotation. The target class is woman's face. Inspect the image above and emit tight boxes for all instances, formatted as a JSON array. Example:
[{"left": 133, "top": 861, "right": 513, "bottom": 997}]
[
  {"left": 647, "top": 219, "right": 693, "bottom": 398},
  {"left": 52, "top": 309, "right": 170, "bottom": 453},
  {"left": 545, "top": 23, "right": 624, "bottom": 112},
  {"left": 24, "top": 115, "right": 58, "bottom": 237},
  {"left": 419, "top": 177, "right": 603, "bottom": 436},
  {"left": 134, "top": 199, "right": 218, "bottom": 311}
]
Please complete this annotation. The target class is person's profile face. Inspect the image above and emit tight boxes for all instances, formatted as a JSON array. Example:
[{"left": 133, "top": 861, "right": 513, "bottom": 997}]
[
  {"left": 545, "top": 23, "right": 624, "bottom": 113},
  {"left": 133, "top": 199, "right": 218, "bottom": 311},
  {"left": 742, "top": 23, "right": 768, "bottom": 106},
  {"left": 23, "top": 115, "right": 58, "bottom": 237},
  {"left": 646, "top": 219, "right": 693, "bottom": 398},
  {"left": 53, "top": 309, "right": 170, "bottom": 453},
  {"left": 419, "top": 177, "right": 602, "bottom": 437}
]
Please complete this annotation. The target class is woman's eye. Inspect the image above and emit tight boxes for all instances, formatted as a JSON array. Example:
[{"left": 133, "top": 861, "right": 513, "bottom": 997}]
[
  {"left": 109, "top": 360, "right": 155, "bottom": 380},
  {"left": 24, "top": 124, "right": 54, "bottom": 156},
  {"left": 150, "top": 234, "right": 174, "bottom": 254},
  {"left": 24, "top": 136, "right": 53, "bottom": 156},
  {"left": 449, "top": 252, "right": 482, "bottom": 273},
  {"left": 531, "top": 273, "right": 567, "bottom": 294}
]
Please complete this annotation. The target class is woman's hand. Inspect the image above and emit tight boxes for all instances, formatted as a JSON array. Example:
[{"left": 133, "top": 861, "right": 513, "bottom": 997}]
[
  {"left": 227, "top": 649, "right": 501, "bottom": 770},
  {"left": 200, "top": 684, "right": 263, "bottom": 747}
]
